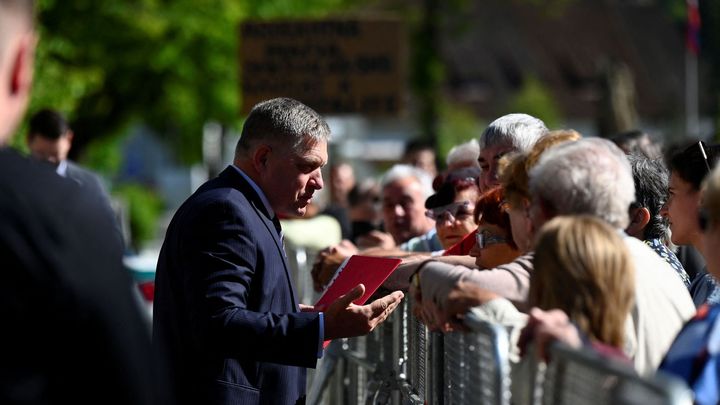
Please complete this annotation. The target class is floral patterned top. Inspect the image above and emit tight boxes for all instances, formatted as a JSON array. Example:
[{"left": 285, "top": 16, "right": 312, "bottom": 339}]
[{"left": 644, "top": 238, "right": 691, "bottom": 289}]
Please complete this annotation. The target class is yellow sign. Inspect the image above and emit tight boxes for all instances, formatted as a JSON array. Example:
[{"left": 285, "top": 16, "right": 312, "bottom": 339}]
[{"left": 241, "top": 19, "right": 405, "bottom": 116}]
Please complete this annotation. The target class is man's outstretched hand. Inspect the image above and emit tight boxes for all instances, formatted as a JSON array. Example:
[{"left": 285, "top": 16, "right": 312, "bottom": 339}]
[{"left": 323, "top": 284, "right": 404, "bottom": 340}]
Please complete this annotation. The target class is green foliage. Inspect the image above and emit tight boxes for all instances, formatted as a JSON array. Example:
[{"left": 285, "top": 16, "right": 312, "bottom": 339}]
[
  {"left": 436, "top": 102, "right": 484, "bottom": 169},
  {"left": 113, "top": 183, "right": 164, "bottom": 251},
  {"left": 505, "top": 75, "right": 562, "bottom": 129},
  {"left": 27, "top": 0, "right": 360, "bottom": 166}
]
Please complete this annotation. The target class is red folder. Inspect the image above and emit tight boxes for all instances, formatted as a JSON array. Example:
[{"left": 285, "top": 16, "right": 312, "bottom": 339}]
[
  {"left": 442, "top": 229, "right": 477, "bottom": 256},
  {"left": 315, "top": 255, "right": 402, "bottom": 348}
]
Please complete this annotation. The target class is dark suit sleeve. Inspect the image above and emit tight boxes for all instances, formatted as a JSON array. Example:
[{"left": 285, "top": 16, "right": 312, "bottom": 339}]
[{"left": 181, "top": 198, "right": 320, "bottom": 369}]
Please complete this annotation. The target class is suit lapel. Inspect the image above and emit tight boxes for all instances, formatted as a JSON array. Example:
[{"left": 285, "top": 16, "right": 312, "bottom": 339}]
[{"left": 218, "top": 166, "right": 299, "bottom": 306}]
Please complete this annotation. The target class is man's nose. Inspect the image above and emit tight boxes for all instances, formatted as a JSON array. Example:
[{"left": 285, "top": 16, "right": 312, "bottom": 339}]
[{"left": 311, "top": 171, "right": 324, "bottom": 190}]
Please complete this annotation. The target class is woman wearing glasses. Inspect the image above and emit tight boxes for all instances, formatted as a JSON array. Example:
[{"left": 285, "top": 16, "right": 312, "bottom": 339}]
[
  {"left": 423, "top": 172, "right": 481, "bottom": 251},
  {"left": 468, "top": 186, "right": 520, "bottom": 269},
  {"left": 661, "top": 140, "right": 720, "bottom": 307}
]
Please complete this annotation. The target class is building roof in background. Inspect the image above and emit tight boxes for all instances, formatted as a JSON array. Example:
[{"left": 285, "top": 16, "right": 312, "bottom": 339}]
[{"left": 440, "top": 0, "right": 700, "bottom": 120}]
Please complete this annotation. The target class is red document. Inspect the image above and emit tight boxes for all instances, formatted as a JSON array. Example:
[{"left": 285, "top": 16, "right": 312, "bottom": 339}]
[
  {"left": 315, "top": 255, "right": 402, "bottom": 348},
  {"left": 442, "top": 229, "right": 477, "bottom": 256}
]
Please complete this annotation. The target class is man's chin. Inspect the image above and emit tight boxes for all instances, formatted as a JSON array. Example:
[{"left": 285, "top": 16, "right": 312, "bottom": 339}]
[{"left": 291, "top": 206, "right": 307, "bottom": 217}]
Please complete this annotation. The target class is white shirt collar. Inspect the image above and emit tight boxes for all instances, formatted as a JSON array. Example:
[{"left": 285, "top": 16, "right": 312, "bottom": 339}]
[
  {"left": 231, "top": 165, "right": 275, "bottom": 219},
  {"left": 56, "top": 160, "right": 68, "bottom": 177}
]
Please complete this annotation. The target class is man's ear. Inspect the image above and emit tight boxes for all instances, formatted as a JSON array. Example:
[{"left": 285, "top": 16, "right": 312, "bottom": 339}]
[
  {"left": 9, "top": 32, "right": 36, "bottom": 98},
  {"left": 251, "top": 144, "right": 272, "bottom": 174},
  {"left": 65, "top": 130, "right": 75, "bottom": 145},
  {"left": 626, "top": 207, "right": 651, "bottom": 238}
]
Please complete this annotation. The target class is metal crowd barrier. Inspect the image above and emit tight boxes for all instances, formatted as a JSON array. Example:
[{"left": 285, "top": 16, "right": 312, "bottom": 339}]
[
  {"left": 444, "top": 311, "right": 511, "bottom": 405},
  {"left": 307, "top": 297, "right": 510, "bottom": 405},
  {"left": 537, "top": 343, "right": 693, "bottom": 405},
  {"left": 306, "top": 303, "right": 694, "bottom": 405},
  {"left": 287, "top": 246, "right": 693, "bottom": 405}
]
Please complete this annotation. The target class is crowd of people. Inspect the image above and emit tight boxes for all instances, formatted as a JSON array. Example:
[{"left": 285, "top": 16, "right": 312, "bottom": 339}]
[
  {"left": 309, "top": 116, "right": 720, "bottom": 404},
  {"left": 2, "top": 1, "right": 720, "bottom": 404}
]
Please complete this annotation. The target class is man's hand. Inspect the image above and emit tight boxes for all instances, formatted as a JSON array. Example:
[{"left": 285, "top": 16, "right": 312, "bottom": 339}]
[
  {"left": 356, "top": 230, "right": 396, "bottom": 250},
  {"left": 323, "top": 284, "right": 404, "bottom": 340},
  {"left": 517, "top": 308, "right": 581, "bottom": 362}
]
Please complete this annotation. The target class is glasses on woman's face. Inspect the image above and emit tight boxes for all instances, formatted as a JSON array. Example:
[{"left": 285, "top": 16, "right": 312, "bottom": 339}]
[
  {"left": 475, "top": 228, "right": 507, "bottom": 249},
  {"left": 425, "top": 201, "right": 473, "bottom": 223}
]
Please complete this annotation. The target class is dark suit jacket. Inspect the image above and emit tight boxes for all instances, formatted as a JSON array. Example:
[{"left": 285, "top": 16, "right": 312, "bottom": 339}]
[
  {"left": 153, "top": 165, "right": 321, "bottom": 405},
  {"left": 0, "top": 148, "right": 169, "bottom": 404},
  {"left": 65, "top": 160, "right": 108, "bottom": 198}
]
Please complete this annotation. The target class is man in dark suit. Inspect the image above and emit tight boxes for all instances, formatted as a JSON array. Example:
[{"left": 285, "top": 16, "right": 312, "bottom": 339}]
[
  {"left": 153, "top": 97, "right": 405, "bottom": 405},
  {"left": 27, "top": 108, "right": 114, "bottom": 209},
  {"left": 0, "top": 1, "right": 169, "bottom": 403}
]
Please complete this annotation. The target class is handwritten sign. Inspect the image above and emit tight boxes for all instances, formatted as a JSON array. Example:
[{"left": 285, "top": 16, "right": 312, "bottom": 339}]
[{"left": 240, "top": 19, "right": 405, "bottom": 116}]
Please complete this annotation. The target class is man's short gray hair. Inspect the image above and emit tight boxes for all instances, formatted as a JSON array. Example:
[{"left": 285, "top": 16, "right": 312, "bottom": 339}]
[
  {"left": 446, "top": 139, "right": 480, "bottom": 168},
  {"left": 235, "top": 97, "right": 331, "bottom": 156},
  {"left": 480, "top": 113, "right": 548, "bottom": 153},
  {"left": 529, "top": 138, "right": 635, "bottom": 229},
  {"left": 380, "top": 164, "right": 434, "bottom": 200}
]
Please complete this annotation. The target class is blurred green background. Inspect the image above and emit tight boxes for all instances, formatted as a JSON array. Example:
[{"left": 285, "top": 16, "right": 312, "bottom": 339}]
[{"left": 13, "top": 0, "right": 720, "bottom": 250}]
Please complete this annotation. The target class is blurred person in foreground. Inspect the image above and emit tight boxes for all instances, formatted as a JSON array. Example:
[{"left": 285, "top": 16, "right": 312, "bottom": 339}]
[
  {"left": 659, "top": 163, "right": 720, "bottom": 405},
  {"left": 0, "top": 0, "right": 167, "bottom": 403},
  {"left": 661, "top": 141, "right": 720, "bottom": 307},
  {"left": 153, "top": 97, "right": 404, "bottom": 405}
]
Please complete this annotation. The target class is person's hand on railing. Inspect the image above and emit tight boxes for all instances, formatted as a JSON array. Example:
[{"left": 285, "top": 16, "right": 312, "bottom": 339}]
[
  {"left": 517, "top": 308, "right": 581, "bottom": 362},
  {"left": 442, "top": 282, "right": 499, "bottom": 332},
  {"left": 410, "top": 276, "right": 498, "bottom": 332}
]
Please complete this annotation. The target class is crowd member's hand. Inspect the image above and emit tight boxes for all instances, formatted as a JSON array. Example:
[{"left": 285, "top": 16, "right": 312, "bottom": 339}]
[
  {"left": 311, "top": 241, "right": 358, "bottom": 292},
  {"left": 410, "top": 274, "right": 494, "bottom": 332},
  {"left": 442, "top": 282, "right": 499, "bottom": 331},
  {"left": 323, "top": 284, "right": 404, "bottom": 340},
  {"left": 356, "top": 230, "right": 396, "bottom": 250},
  {"left": 409, "top": 273, "right": 447, "bottom": 332},
  {"left": 517, "top": 308, "right": 581, "bottom": 362}
]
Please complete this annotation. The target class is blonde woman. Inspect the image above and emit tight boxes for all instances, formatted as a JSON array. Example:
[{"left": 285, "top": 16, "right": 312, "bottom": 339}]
[
  {"left": 454, "top": 215, "right": 635, "bottom": 360},
  {"left": 524, "top": 215, "right": 635, "bottom": 350}
]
